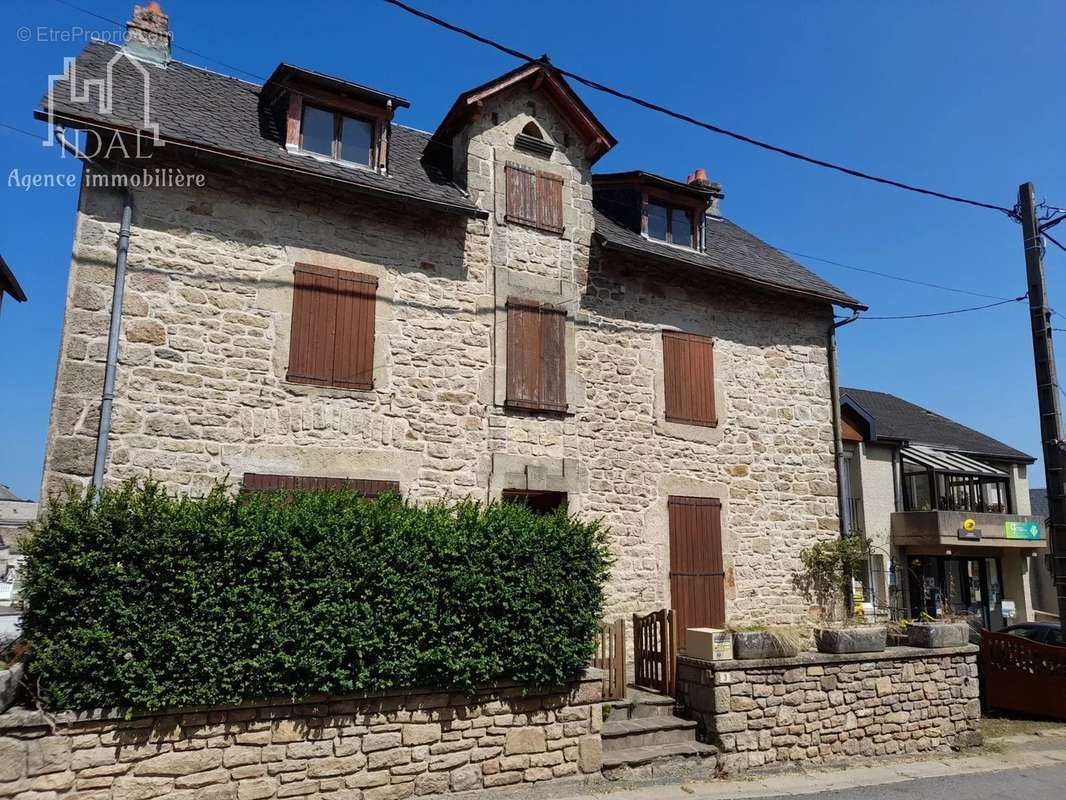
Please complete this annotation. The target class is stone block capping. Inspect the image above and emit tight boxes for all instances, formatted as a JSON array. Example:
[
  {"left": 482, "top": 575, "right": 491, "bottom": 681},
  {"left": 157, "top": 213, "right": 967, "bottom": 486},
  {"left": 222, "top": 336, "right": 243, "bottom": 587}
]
[
  {"left": 0, "top": 675, "right": 604, "bottom": 799},
  {"left": 675, "top": 645, "right": 981, "bottom": 773}
]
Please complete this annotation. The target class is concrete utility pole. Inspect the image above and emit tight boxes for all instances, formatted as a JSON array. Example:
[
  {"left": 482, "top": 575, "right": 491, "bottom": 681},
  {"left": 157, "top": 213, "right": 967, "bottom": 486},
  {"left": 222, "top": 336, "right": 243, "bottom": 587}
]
[{"left": 1018, "top": 182, "right": 1066, "bottom": 633}]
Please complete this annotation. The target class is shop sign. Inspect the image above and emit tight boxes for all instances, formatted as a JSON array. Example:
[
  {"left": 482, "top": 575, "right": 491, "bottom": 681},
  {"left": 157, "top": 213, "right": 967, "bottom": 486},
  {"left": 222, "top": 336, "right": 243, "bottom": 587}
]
[
  {"left": 958, "top": 518, "right": 981, "bottom": 541},
  {"left": 1004, "top": 520, "right": 1042, "bottom": 540}
]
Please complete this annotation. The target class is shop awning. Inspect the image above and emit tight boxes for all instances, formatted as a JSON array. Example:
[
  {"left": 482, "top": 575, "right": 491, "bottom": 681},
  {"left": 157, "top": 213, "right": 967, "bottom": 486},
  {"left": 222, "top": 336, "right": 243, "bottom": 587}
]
[{"left": 900, "top": 444, "right": 1007, "bottom": 477}]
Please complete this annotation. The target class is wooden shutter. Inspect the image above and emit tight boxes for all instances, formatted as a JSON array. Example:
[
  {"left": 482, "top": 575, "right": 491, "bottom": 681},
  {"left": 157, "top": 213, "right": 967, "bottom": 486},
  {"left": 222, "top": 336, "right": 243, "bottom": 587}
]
[
  {"left": 288, "top": 264, "right": 339, "bottom": 386},
  {"left": 242, "top": 473, "right": 399, "bottom": 497},
  {"left": 668, "top": 496, "right": 725, "bottom": 650},
  {"left": 505, "top": 164, "right": 537, "bottom": 226},
  {"left": 287, "top": 264, "right": 376, "bottom": 390},
  {"left": 536, "top": 171, "right": 564, "bottom": 233},
  {"left": 506, "top": 298, "right": 567, "bottom": 413},
  {"left": 662, "top": 331, "right": 716, "bottom": 427},
  {"left": 332, "top": 271, "right": 377, "bottom": 391}
]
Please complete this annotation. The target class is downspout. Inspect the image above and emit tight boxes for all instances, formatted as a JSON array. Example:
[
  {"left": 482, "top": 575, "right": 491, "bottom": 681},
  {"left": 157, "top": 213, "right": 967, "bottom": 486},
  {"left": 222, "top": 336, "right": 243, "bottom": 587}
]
[
  {"left": 829, "top": 308, "right": 862, "bottom": 538},
  {"left": 54, "top": 127, "right": 133, "bottom": 495}
]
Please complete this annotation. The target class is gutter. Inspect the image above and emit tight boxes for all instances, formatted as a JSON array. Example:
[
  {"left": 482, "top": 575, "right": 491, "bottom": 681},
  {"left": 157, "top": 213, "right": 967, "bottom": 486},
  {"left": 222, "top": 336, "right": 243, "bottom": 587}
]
[
  {"left": 830, "top": 309, "right": 862, "bottom": 538},
  {"left": 34, "top": 109, "right": 488, "bottom": 221},
  {"left": 53, "top": 127, "right": 133, "bottom": 497}
]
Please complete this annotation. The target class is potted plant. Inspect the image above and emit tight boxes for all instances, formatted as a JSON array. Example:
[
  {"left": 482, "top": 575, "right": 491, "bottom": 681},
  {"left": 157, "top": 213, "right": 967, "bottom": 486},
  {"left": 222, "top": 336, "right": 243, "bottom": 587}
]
[
  {"left": 732, "top": 626, "right": 803, "bottom": 660},
  {"left": 794, "top": 533, "right": 887, "bottom": 654},
  {"left": 904, "top": 605, "right": 974, "bottom": 648}
]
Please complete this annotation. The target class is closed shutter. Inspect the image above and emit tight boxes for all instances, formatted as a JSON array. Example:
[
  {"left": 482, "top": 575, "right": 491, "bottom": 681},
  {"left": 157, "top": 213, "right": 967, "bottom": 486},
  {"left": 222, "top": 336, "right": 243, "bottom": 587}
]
[
  {"left": 506, "top": 298, "right": 567, "bottom": 413},
  {"left": 505, "top": 164, "right": 538, "bottom": 227},
  {"left": 668, "top": 496, "right": 725, "bottom": 650},
  {"left": 536, "top": 171, "right": 564, "bottom": 233},
  {"left": 287, "top": 264, "right": 376, "bottom": 390},
  {"left": 662, "top": 331, "right": 716, "bottom": 427},
  {"left": 332, "top": 271, "right": 378, "bottom": 391},
  {"left": 242, "top": 473, "right": 399, "bottom": 497}
]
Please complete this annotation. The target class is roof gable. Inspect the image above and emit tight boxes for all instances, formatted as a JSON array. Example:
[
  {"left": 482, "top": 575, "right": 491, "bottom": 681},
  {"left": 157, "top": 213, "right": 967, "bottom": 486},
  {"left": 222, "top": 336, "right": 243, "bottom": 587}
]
[{"left": 433, "top": 60, "right": 616, "bottom": 163}]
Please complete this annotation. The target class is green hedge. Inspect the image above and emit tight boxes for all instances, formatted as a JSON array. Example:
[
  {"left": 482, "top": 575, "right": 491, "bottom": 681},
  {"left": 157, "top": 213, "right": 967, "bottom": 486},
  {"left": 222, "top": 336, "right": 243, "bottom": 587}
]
[{"left": 20, "top": 482, "right": 611, "bottom": 711}]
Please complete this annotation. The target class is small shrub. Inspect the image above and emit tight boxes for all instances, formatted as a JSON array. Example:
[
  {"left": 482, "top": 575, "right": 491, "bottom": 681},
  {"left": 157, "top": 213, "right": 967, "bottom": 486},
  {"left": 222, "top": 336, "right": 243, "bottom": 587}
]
[
  {"left": 793, "top": 533, "right": 872, "bottom": 624},
  {"left": 19, "top": 481, "right": 611, "bottom": 711}
]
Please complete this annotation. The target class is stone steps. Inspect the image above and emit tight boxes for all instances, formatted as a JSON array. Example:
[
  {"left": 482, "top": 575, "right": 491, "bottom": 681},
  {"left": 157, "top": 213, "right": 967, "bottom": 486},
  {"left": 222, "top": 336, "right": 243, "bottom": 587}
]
[
  {"left": 601, "top": 715, "right": 699, "bottom": 751},
  {"left": 606, "top": 688, "right": 677, "bottom": 721},
  {"left": 601, "top": 741, "right": 718, "bottom": 774}
]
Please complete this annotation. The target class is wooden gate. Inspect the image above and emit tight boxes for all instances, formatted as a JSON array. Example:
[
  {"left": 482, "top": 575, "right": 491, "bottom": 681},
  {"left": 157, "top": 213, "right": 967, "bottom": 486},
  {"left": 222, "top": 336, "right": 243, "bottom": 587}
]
[
  {"left": 591, "top": 619, "right": 626, "bottom": 701},
  {"left": 633, "top": 609, "right": 676, "bottom": 696},
  {"left": 981, "top": 630, "right": 1066, "bottom": 720},
  {"left": 668, "top": 496, "right": 726, "bottom": 652}
]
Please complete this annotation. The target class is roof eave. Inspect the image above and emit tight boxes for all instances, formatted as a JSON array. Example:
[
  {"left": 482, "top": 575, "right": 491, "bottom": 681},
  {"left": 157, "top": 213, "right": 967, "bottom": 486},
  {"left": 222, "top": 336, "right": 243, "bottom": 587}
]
[
  {"left": 0, "top": 256, "right": 27, "bottom": 303},
  {"left": 36, "top": 109, "right": 487, "bottom": 220},
  {"left": 598, "top": 234, "right": 867, "bottom": 311},
  {"left": 868, "top": 435, "right": 1036, "bottom": 465}
]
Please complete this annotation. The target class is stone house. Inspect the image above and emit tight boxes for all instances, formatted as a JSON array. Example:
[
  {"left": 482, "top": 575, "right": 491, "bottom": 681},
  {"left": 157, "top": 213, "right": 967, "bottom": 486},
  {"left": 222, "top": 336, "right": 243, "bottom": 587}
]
[
  {"left": 37, "top": 6, "right": 863, "bottom": 639},
  {"left": 839, "top": 387, "right": 1045, "bottom": 627}
]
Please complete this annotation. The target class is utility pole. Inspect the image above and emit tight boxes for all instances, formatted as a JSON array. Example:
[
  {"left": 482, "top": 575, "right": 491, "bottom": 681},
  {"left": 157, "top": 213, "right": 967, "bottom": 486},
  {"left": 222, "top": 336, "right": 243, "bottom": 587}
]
[{"left": 1018, "top": 182, "right": 1066, "bottom": 633}]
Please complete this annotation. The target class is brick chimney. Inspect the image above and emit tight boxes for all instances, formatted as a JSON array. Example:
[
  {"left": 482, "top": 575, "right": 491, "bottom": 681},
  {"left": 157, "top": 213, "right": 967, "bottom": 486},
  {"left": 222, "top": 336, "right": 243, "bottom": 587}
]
[
  {"left": 124, "top": 3, "right": 171, "bottom": 66},
  {"left": 688, "top": 167, "right": 725, "bottom": 217}
]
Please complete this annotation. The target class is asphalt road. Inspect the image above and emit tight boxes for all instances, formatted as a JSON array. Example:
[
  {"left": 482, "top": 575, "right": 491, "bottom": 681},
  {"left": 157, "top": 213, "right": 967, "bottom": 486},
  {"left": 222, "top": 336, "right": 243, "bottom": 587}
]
[{"left": 749, "top": 762, "right": 1066, "bottom": 800}]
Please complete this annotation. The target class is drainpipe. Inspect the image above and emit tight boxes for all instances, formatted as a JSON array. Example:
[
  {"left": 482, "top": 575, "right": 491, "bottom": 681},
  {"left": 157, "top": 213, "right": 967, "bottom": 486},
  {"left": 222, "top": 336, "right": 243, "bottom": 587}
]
[
  {"left": 53, "top": 128, "right": 133, "bottom": 495},
  {"left": 830, "top": 309, "right": 862, "bottom": 538}
]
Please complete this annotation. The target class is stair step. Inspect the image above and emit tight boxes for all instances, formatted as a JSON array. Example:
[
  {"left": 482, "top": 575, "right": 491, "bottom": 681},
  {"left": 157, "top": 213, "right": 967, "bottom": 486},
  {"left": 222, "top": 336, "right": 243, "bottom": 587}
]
[
  {"left": 601, "top": 741, "right": 718, "bottom": 772},
  {"left": 601, "top": 715, "right": 698, "bottom": 751}
]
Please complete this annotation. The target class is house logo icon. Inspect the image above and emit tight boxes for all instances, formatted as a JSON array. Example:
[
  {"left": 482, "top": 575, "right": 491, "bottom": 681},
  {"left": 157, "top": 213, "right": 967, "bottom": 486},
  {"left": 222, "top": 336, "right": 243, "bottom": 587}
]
[{"left": 44, "top": 49, "right": 163, "bottom": 152}]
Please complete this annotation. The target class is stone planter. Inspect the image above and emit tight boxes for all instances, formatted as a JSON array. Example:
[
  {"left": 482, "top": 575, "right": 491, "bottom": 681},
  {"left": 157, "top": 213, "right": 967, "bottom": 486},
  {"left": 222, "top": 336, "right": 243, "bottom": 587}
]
[
  {"left": 906, "top": 622, "right": 971, "bottom": 649},
  {"left": 0, "top": 662, "right": 24, "bottom": 712},
  {"left": 814, "top": 626, "right": 887, "bottom": 654},
  {"left": 733, "top": 631, "right": 800, "bottom": 660}
]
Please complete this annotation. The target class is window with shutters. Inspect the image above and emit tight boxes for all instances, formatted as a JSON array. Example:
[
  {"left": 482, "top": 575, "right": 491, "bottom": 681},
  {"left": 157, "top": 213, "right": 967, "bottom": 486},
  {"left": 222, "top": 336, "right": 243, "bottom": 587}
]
[
  {"left": 242, "top": 473, "right": 399, "bottom": 497},
  {"left": 662, "top": 330, "right": 717, "bottom": 427},
  {"left": 504, "top": 164, "right": 564, "bottom": 234},
  {"left": 287, "top": 264, "right": 377, "bottom": 391},
  {"left": 505, "top": 298, "right": 567, "bottom": 413}
]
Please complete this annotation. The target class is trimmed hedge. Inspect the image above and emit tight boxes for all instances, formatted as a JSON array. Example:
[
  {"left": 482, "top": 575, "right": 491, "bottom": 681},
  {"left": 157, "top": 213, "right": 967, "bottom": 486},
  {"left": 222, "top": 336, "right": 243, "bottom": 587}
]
[{"left": 20, "top": 482, "right": 611, "bottom": 711}]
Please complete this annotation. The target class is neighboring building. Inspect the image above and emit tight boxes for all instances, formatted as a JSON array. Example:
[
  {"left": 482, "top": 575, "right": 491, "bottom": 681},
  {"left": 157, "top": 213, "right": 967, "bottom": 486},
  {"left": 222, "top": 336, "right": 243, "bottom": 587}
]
[
  {"left": 37, "top": 6, "right": 864, "bottom": 636},
  {"left": 840, "top": 388, "right": 1044, "bottom": 628},
  {"left": 0, "top": 256, "right": 28, "bottom": 316},
  {"left": 1028, "top": 488, "right": 1059, "bottom": 619},
  {"left": 0, "top": 485, "right": 34, "bottom": 642}
]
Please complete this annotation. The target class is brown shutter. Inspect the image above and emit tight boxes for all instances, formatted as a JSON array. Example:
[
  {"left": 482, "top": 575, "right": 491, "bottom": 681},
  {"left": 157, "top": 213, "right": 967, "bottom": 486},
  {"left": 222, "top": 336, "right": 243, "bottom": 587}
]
[
  {"left": 668, "top": 496, "right": 725, "bottom": 650},
  {"left": 242, "top": 473, "right": 399, "bottom": 497},
  {"left": 505, "top": 164, "right": 537, "bottom": 226},
  {"left": 332, "top": 271, "right": 377, "bottom": 390},
  {"left": 506, "top": 299, "right": 567, "bottom": 413},
  {"left": 662, "top": 331, "right": 716, "bottom": 427},
  {"left": 288, "top": 264, "right": 339, "bottom": 386},
  {"left": 536, "top": 171, "right": 564, "bottom": 233}
]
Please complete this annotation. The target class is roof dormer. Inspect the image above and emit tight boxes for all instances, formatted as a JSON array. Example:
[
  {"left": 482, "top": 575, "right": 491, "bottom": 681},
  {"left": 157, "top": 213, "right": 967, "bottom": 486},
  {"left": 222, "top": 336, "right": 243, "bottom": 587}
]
[
  {"left": 263, "top": 64, "right": 410, "bottom": 174},
  {"left": 592, "top": 169, "right": 724, "bottom": 252}
]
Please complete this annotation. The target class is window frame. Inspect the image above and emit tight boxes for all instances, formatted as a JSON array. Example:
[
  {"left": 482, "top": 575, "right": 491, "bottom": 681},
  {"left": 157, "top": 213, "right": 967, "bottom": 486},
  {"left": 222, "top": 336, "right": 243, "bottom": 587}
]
[
  {"left": 504, "top": 297, "right": 568, "bottom": 414},
  {"left": 504, "top": 163, "right": 565, "bottom": 235},
  {"left": 299, "top": 103, "right": 376, "bottom": 168},
  {"left": 645, "top": 199, "right": 695, "bottom": 248},
  {"left": 661, "top": 330, "right": 717, "bottom": 428}
]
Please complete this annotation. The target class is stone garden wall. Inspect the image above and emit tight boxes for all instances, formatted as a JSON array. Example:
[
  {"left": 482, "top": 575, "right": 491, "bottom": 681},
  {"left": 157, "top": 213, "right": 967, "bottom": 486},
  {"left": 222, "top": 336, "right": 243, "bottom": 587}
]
[
  {"left": 0, "top": 675, "right": 604, "bottom": 800},
  {"left": 675, "top": 645, "right": 981, "bottom": 773}
]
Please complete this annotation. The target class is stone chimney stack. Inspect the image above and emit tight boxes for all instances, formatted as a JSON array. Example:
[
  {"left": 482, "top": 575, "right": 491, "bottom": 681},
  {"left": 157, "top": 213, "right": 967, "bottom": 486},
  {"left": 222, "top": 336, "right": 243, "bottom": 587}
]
[
  {"left": 688, "top": 167, "right": 725, "bottom": 217},
  {"left": 124, "top": 3, "right": 171, "bottom": 66}
]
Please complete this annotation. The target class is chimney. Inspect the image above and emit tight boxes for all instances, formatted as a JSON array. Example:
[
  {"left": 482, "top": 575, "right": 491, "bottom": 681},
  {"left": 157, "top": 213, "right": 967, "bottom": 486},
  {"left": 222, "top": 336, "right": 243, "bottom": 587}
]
[
  {"left": 688, "top": 167, "right": 725, "bottom": 217},
  {"left": 124, "top": 3, "right": 171, "bottom": 66}
]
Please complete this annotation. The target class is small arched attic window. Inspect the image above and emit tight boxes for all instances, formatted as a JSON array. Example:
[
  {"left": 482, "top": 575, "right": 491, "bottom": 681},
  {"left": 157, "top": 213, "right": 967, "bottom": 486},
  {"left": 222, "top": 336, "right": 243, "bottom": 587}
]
[{"left": 514, "top": 120, "right": 554, "bottom": 158}]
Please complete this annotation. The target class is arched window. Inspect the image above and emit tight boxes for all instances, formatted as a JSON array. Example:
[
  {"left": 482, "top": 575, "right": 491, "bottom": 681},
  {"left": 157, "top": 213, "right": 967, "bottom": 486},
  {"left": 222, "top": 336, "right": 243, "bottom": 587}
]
[
  {"left": 521, "top": 121, "right": 544, "bottom": 140},
  {"left": 515, "top": 121, "right": 553, "bottom": 158}
]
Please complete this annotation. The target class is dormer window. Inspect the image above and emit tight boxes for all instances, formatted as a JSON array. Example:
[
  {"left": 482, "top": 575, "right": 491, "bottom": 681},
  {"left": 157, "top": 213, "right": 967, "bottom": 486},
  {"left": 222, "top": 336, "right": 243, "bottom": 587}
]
[
  {"left": 648, "top": 202, "right": 694, "bottom": 248},
  {"left": 300, "top": 105, "right": 375, "bottom": 167}
]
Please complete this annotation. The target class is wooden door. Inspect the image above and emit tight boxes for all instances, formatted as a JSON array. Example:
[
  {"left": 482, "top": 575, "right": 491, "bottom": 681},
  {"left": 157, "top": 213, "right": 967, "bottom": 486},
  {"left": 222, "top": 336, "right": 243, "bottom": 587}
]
[{"left": 668, "top": 496, "right": 725, "bottom": 651}]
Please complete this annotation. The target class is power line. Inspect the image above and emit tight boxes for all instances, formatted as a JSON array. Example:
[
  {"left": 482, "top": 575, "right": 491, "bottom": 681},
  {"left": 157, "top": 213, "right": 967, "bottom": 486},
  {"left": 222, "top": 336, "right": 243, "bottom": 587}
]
[
  {"left": 382, "top": 0, "right": 1015, "bottom": 217},
  {"left": 776, "top": 247, "right": 1016, "bottom": 302},
  {"left": 48, "top": 0, "right": 266, "bottom": 81},
  {"left": 843, "top": 294, "right": 1027, "bottom": 321},
  {"left": 0, "top": 121, "right": 42, "bottom": 140}
]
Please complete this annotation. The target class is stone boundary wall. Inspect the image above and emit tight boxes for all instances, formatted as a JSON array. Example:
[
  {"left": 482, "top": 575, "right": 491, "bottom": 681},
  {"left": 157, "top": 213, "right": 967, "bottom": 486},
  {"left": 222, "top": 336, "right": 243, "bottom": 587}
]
[
  {"left": 675, "top": 645, "right": 981, "bottom": 773},
  {"left": 0, "top": 675, "right": 604, "bottom": 800}
]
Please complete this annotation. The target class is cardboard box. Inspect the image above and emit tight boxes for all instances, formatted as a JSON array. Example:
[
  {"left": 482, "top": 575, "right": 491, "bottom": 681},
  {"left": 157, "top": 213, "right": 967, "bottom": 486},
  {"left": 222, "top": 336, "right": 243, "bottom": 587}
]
[{"left": 687, "top": 627, "right": 733, "bottom": 661}]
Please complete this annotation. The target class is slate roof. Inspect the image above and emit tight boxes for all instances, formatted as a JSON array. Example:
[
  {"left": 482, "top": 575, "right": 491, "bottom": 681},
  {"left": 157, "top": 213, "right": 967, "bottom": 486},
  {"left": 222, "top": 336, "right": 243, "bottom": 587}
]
[
  {"left": 594, "top": 207, "right": 864, "bottom": 309},
  {"left": 0, "top": 256, "right": 26, "bottom": 304},
  {"left": 0, "top": 485, "right": 22, "bottom": 502},
  {"left": 840, "top": 387, "right": 1034, "bottom": 462},
  {"left": 1030, "top": 488, "right": 1049, "bottom": 520},
  {"left": 40, "top": 42, "right": 478, "bottom": 216}
]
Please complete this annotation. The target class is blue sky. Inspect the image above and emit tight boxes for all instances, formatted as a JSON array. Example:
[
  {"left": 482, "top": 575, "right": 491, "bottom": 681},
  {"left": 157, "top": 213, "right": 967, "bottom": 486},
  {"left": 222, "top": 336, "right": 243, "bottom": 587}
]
[{"left": 2, "top": 0, "right": 1065, "bottom": 500}]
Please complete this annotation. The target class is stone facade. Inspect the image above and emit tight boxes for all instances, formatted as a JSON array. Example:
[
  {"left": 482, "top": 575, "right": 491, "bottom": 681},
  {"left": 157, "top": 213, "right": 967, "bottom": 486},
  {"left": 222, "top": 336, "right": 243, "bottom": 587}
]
[
  {"left": 0, "top": 676, "right": 604, "bottom": 799},
  {"left": 675, "top": 646, "right": 981, "bottom": 773},
  {"left": 40, "top": 75, "right": 840, "bottom": 633}
]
